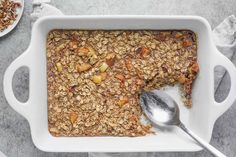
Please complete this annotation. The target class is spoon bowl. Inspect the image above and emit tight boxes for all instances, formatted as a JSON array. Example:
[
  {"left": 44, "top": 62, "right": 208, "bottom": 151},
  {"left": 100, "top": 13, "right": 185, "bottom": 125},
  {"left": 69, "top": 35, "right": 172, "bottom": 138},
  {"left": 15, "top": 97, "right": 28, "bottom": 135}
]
[{"left": 140, "top": 90, "right": 180, "bottom": 126}]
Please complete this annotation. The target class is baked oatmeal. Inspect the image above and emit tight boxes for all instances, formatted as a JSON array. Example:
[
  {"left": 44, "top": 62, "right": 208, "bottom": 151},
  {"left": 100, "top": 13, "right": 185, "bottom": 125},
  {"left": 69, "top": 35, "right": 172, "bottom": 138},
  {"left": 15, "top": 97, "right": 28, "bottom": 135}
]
[{"left": 47, "top": 30, "right": 199, "bottom": 137}]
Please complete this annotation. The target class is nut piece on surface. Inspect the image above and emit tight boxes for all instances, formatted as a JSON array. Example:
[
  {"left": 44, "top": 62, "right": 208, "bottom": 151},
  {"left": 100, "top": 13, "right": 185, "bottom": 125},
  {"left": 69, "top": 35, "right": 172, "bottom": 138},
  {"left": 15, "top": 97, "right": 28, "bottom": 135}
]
[
  {"left": 191, "top": 63, "right": 199, "bottom": 73},
  {"left": 106, "top": 53, "right": 116, "bottom": 66},
  {"left": 136, "top": 47, "right": 151, "bottom": 58},
  {"left": 115, "top": 74, "right": 125, "bottom": 81},
  {"left": 100, "top": 72, "right": 107, "bottom": 80},
  {"left": 117, "top": 96, "right": 129, "bottom": 106},
  {"left": 178, "top": 74, "right": 187, "bottom": 84},
  {"left": 77, "top": 47, "right": 96, "bottom": 56},
  {"left": 77, "top": 47, "right": 89, "bottom": 56},
  {"left": 99, "top": 62, "right": 109, "bottom": 72},
  {"left": 77, "top": 63, "right": 91, "bottom": 72},
  {"left": 182, "top": 40, "right": 192, "bottom": 47},
  {"left": 70, "top": 112, "right": 78, "bottom": 124},
  {"left": 91, "top": 75, "right": 102, "bottom": 84},
  {"left": 106, "top": 58, "right": 116, "bottom": 66}
]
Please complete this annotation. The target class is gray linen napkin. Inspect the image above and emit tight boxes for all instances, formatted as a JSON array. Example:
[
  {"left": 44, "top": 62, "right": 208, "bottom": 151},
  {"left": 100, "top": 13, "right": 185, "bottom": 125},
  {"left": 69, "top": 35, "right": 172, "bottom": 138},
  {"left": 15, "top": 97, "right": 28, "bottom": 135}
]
[
  {"left": 29, "top": 4, "right": 236, "bottom": 155},
  {"left": 30, "top": 0, "right": 63, "bottom": 24},
  {"left": 213, "top": 15, "right": 236, "bottom": 92}
]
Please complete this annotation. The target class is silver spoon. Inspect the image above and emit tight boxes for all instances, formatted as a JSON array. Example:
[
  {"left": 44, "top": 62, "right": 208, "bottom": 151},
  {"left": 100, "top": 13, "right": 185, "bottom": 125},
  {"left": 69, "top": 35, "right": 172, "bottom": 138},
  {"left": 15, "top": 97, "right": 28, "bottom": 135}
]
[{"left": 140, "top": 90, "right": 226, "bottom": 157}]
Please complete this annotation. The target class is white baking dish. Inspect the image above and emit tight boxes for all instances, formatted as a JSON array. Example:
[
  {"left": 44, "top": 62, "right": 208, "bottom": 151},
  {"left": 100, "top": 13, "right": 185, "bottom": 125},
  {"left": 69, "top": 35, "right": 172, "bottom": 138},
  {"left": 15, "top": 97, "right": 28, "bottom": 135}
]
[{"left": 3, "top": 15, "right": 236, "bottom": 152}]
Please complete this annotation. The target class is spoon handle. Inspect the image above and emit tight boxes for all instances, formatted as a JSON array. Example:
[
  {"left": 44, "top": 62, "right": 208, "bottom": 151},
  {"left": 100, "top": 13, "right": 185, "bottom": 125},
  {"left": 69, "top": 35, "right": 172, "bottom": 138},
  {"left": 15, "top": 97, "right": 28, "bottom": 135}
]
[{"left": 179, "top": 123, "right": 226, "bottom": 157}]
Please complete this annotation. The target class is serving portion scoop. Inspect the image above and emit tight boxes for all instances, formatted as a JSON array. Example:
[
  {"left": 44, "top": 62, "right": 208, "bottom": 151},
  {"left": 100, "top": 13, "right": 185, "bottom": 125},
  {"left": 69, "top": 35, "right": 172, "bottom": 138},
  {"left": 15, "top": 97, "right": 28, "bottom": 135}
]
[{"left": 140, "top": 90, "right": 226, "bottom": 157}]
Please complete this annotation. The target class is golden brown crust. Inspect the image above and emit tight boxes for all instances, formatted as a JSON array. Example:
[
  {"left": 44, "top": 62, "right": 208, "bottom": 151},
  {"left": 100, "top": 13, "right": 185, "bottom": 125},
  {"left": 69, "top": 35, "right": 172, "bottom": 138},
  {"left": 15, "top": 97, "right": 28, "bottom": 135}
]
[{"left": 47, "top": 30, "right": 198, "bottom": 136}]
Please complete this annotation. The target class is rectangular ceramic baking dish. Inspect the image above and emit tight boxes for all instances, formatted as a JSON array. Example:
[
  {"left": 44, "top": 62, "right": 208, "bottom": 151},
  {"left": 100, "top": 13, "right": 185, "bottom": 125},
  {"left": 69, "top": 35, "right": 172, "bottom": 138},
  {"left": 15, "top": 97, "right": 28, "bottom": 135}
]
[{"left": 3, "top": 15, "right": 236, "bottom": 152}]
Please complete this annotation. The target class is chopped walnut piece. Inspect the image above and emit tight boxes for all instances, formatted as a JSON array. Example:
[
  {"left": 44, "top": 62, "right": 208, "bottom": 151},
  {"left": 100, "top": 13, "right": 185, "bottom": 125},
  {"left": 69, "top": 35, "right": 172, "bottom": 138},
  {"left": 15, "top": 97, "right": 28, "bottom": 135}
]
[
  {"left": 191, "top": 63, "right": 199, "bottom": 73},
  {"left": 77, "top": 63, "right": 91, "bottom": 72},
  {"left": 105, "top": 53, "right": 116, "bottom": 66},
  {"left": 178, "top": 74, "right": 187, "bottom": 84},
  {"left": 117, "top": 96, "right": 129, "bottom": 106},
  {"left": 182, "top": 40, "right": 192, "bottom": 47},
  {"left": 115, "top": 74, "right": 125, "bottom": 81},
  {"left": 100, "top": 72, "right": 107, "bottom": 80},
  {"left": 77, "top": 47, "right": 90, "bottom": 56},
  {"left": 106, "top": 58, "right": 115, "bottom": 66},
  {"left": 70, "top": 112, "right": 78, "bottom": 124},
  {"left": 136, "top": 47, "right": 151, "bottom": 58}
]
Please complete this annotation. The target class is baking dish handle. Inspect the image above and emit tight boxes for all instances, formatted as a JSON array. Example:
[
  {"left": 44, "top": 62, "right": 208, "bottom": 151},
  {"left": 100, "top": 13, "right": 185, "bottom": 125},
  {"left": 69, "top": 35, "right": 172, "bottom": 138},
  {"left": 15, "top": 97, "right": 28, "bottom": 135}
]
[
  {"left": 212, "top": 50, "right": 236, "bottom": 117},
  {"left": 3, "top": 50, "right": 31, "bottom": 119}
]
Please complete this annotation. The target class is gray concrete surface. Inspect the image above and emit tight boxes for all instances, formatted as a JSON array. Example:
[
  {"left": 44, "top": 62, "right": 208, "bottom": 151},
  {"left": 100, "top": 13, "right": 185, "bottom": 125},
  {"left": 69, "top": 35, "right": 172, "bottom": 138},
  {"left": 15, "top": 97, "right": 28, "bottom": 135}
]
[{"left": 0, "top": 0, "right": 236, "bottom": 157}]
